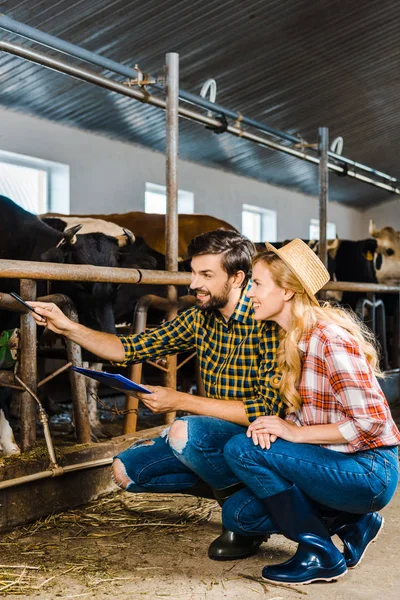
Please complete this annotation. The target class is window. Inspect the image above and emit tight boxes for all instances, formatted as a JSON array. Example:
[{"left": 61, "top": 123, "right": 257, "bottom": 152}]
[
  {"left": 309, "top": 218, "right": 336, "bottom": 240},
  {"left": 0, "top": 149, "right": 69, "bottom": 214},
  {"left": 145, "top": 182, "right": 194, "bottom": 214},
  {"left": 242, "top": 204, "right": 277, "bottom": 243}
]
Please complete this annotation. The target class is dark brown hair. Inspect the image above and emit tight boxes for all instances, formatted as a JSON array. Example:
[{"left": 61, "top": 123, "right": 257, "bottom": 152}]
[{"left": 187, "top": 228, "right": 255, "bottom": 288}]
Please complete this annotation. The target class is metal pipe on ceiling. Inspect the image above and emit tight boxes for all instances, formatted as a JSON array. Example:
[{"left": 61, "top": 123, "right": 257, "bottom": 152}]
[
  {"left": 1, "top": 40, "right": 400, "bottom": 197},
  {"left": 0, "top": 13, "right": 398, "bottom": 187}
]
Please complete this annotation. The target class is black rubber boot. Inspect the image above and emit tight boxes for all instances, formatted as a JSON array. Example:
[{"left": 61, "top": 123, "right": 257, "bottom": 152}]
[
  {"left": 182, "top": 479, "right": 216, "bottom": 500},
  {"left": 208, "top": 482, "right": 267, "bottom": 561},
  {"left": 261, "top": 485, "right": 347, "bottom": 585}
]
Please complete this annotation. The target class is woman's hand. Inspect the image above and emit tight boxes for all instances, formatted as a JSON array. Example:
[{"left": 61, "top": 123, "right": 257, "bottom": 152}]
[{"left": 247, "top": 416, "right": 302, "bottom": 449}]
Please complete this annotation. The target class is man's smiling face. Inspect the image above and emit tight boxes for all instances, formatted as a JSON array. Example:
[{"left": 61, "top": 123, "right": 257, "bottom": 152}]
[{"left": 189, "top": 253, "right": 233, "bottom": 311}]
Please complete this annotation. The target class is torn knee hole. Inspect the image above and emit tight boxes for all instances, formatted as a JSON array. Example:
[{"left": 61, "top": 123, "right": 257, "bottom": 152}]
[
  {"left": 168, "top": 420, "right": 188, "bottom": 454},
  {"left": 130, "top": 438, "right": 155, "bottom": 448},
  {"left": 112, "top": 458, "right": 132, "bottom": 490}
]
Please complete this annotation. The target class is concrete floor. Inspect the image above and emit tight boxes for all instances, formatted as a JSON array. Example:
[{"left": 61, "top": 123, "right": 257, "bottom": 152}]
[
  {"left": 2, "top": 385, "right": 399, "bottom": 598},
  {"left": 1, "top": 483, "right": 399, "bottom": 599}
]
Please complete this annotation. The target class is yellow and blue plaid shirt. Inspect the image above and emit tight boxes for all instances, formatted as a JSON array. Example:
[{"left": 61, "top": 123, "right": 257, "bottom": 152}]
[{"left": 117, "top": 282, "right": 284, "bottom": 421}]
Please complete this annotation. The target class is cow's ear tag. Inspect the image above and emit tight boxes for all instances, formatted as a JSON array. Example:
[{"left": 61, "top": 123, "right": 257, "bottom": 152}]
[{"left": 364, "top": 251, "right": 374, "bottom": 261}]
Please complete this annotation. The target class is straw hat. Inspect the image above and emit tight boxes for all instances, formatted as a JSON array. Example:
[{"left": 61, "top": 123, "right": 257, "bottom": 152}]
[{"left": 264, "top": 239, "right": 330, "bottom": 306}]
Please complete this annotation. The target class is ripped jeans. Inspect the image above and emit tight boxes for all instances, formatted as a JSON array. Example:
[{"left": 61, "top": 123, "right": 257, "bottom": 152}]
[{"left": 114, "top": 416, "right": 244, "bottom": 493}]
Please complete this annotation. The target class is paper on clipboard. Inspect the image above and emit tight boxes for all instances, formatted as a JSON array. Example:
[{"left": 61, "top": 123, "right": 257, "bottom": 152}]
[{"left": 72, "top": 366, "right": 152, "bottom": 394}]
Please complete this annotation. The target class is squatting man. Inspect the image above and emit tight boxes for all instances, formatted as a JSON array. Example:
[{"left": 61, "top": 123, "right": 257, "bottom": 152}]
[{"left": 29, "top": 229, "right": 283, "bottom": 561}]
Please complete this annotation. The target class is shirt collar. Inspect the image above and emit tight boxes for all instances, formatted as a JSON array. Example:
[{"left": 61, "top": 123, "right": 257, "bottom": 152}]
[
  {"left": 232, "top": 280, "right": 254, "bottom": 323},
  {"left": 212, "top": 280, "right": 254, "bottom": 324},
  {"left": 298, "top": 324, "right": 319, "bottom": 353},
  {"left": 298, "top": 337, "right": 307, "bottom": 353}
]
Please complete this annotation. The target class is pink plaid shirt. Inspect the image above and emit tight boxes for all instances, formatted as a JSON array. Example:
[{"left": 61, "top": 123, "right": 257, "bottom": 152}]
[{"left": 286, "top": 321, "right": 400, "bottom": 453}]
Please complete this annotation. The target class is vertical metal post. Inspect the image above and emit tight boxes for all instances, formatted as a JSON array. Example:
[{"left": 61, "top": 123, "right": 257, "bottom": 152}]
[
  {"left": 19, "top": 279, "right": 37, "bottom": 450},
  {"left": 64, "top": 300, "right": 91, "bottom": 444},
  {"left": 318, "top": 127, "right": 329, "bottom": 267},
  {"left": 126, "top": 307, "right": 148, "bottom": 434},
  {"left": 164, "top": 52, "right": 179, "bottom": 425}
]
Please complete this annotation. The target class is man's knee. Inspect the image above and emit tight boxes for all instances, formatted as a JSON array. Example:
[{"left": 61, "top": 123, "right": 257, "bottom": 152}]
[
  {"left": 112, "top": 457, "right": 132, "bottom": 490},
  {"left": 168, "top": 419, "right": 188, "bottom": 454}
]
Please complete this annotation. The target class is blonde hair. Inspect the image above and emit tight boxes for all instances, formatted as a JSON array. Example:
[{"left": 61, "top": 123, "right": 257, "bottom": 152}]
[{"left": 253, "top": 251, "right": 383, "bottom": 414}]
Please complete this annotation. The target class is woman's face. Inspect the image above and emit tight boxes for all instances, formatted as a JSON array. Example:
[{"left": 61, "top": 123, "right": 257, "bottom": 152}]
[{"left": 248, "top": 261, "right": 288, "bottom": 321}]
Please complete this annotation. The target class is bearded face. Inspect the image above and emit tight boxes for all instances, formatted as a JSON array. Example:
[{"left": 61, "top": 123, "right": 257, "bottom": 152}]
[{"left": 192, "top": 279, "right": 232, "bottom": 311}]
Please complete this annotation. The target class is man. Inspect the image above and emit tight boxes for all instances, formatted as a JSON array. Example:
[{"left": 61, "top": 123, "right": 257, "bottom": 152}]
[{"left": 30, "top": 229, "right": 284, "bottom": 560}]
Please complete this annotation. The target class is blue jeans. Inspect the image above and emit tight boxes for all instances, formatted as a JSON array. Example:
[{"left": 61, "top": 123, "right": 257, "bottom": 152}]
[
  {"left": 115, "top": 416, "right": 244, "bottom": 493},
  {"left": 222, "top": 434, "right": 399, "bottom": 536}
]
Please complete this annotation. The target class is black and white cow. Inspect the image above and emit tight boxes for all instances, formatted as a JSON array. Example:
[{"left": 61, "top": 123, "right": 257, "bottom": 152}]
[
  {"left": 0, "top": 195, "right": 135, "bottom": 454},
  {"left": 0, "top": 196, "right": 135, "bottom": 333}
]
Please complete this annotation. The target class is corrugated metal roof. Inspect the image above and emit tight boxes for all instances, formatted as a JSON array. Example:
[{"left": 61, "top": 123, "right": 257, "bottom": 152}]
[{"left": 1, "top": 0, "right": 400, "bottom": 208}]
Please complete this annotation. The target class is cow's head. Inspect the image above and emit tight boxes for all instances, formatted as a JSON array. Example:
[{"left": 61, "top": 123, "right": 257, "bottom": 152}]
[
  {"left": 41, "top": 226, "right": 134, "bottom": 333},
  {"left": 369, "top": 220, "right": 400, "bottom": 285}
]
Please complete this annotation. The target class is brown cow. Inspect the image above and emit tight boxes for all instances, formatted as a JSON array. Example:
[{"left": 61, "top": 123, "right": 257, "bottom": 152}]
[
  {"left": 43, "top": 212, "right": 238, "bottom": 259},
  {"left": 369, "top": 220, "right": 400, "bottom": 285}
]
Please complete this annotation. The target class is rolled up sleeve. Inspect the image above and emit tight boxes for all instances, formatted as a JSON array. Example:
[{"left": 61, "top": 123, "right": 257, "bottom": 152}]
[{"left": 324, "top": 336, "right": 387, "bottom": 450}]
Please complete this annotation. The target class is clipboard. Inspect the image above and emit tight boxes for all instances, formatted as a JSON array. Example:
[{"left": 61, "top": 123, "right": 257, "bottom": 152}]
[{"left": 72, "top": 366, "right": 152, "bottom": 394}]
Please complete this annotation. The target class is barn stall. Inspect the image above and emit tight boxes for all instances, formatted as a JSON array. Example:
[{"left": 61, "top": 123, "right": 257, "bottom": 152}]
[
  {"left": 0, "top": 12, "right": 399, "bottom": 531},
  {"left": 0, "top": 3, "right": 400, "bottom": 544}
]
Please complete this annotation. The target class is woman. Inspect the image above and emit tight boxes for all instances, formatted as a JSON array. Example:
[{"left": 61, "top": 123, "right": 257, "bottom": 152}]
[{"left": 221, "top": 238, "right": 400, "bottom": 585}]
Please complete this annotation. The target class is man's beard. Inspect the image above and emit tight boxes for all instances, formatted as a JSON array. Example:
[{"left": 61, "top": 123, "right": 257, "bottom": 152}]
[{"left": 193, "top": 280, "right": 232, "bottom": 311}]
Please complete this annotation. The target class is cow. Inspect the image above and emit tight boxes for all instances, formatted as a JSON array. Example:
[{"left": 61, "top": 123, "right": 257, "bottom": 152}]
[
  {"left": 42, "top": 216, "right": 135, "bottom": 243},
  {"left": 41, "top": 215, "right": 188, "bottom": 324},
  {"left": 40, "top": 214, "right": 193, "bottom": 438},
  {"left": 0, "top": 195, "right": 136, "bottom": 450},
  {"left": 369, "top": 221, "right": 400, "bottom": 286},
  {"left": 0, "top": 196, "right": 135, "bottom": 333},
  {"left": 42, "top": 212, "right": 239, "bottom": 259}
]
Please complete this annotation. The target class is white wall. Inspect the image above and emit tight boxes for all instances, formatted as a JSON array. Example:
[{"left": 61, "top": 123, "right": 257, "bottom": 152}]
[
  {"left": 362, "top": 197, "right": 400, "bottom": 232},
  {"left": 0, "top": 106, "right": 368, "bottom": 240}
]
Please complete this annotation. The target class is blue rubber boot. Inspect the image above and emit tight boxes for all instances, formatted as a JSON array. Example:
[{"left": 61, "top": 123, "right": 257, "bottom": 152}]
[
  {"left": 261, "top": 485, "right": 347, "bottom": 585},
  {"left": 331, "top": 512, "right": 384, "bottom": 569}
]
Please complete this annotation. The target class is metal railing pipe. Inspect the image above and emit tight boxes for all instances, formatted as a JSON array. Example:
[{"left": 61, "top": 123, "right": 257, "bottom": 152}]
[
  {"left": 0, "top": 426, "right": 166, "bottom": 491},
  {"left": 0, "top": 457, "right": 113, "bottom": 490},
  {"left": 0, "top": 258, "right": 191, "bottom": 285},
  {"left": 322, "top": 281, "right": 399, "bottom": 293}
]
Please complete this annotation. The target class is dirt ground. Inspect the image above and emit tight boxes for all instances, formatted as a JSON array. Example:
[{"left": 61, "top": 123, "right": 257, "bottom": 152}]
[
  {"left": 0, "top": 481, "right": 399, "bottom": 600},
  {"left": 2, "top": 382, "right": 399, "bottom": 599}
]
